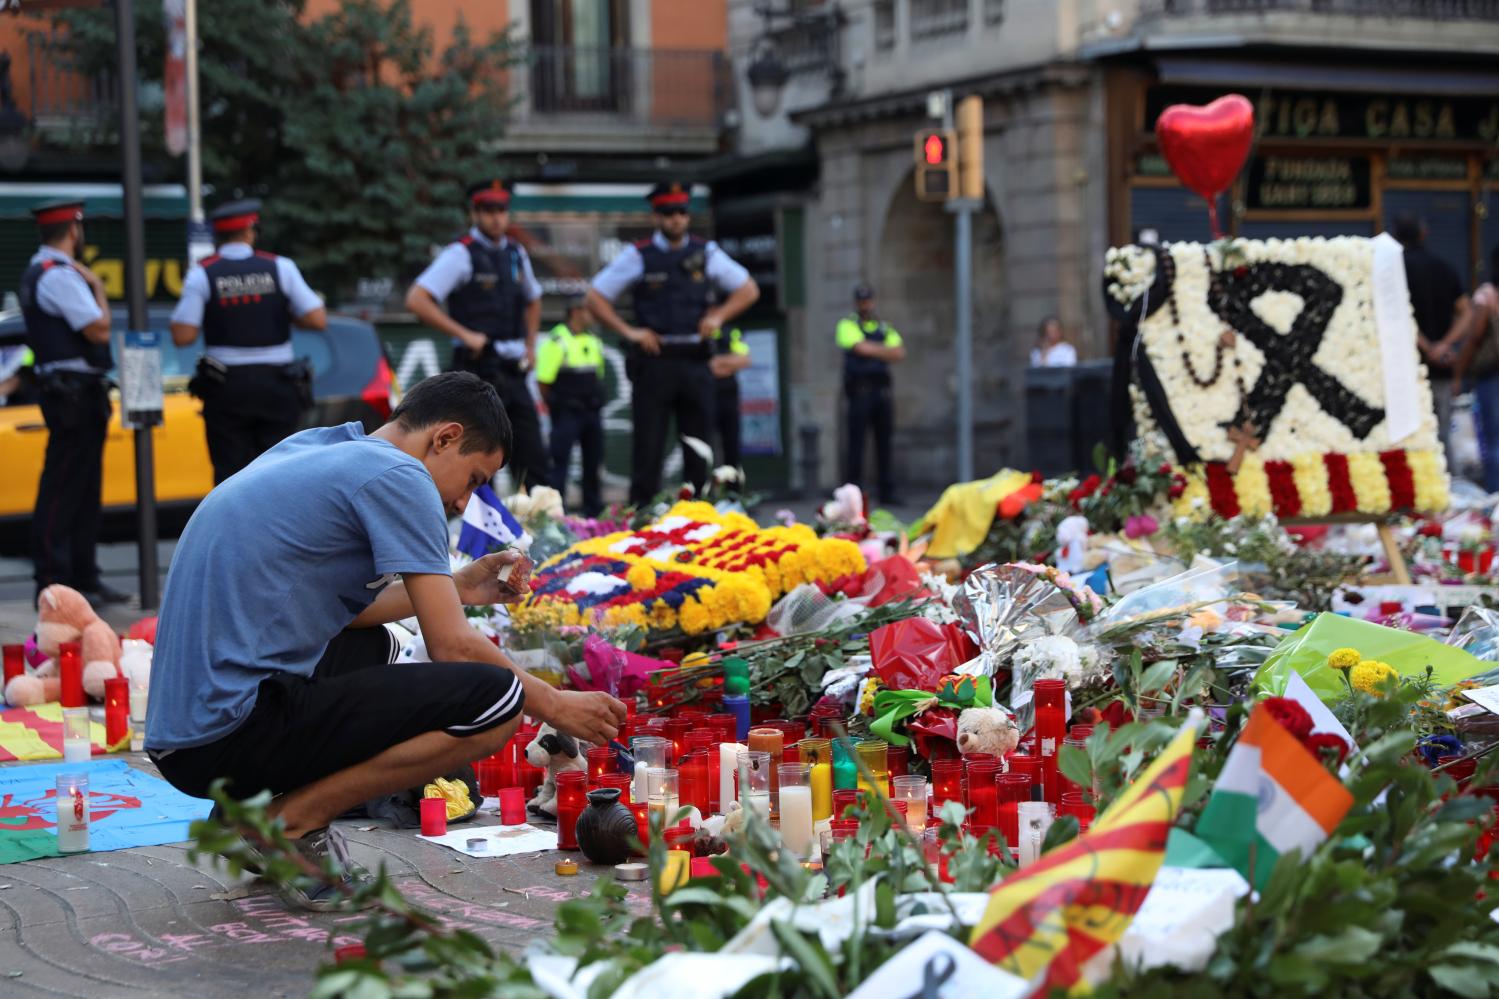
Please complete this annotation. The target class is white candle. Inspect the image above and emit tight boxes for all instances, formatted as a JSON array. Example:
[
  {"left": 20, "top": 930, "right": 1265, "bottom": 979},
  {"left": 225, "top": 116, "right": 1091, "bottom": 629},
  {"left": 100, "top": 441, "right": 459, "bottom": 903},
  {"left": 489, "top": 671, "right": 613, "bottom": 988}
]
[
  {"left": 633, "top": 760, "right": 650, "bottom": 805},
  {"left": 905, "top": 795, "right": 928, "bottom": 832},
  {"left": 779, "top": 785, "right": 815, "bottom": 859},
  {"left": 56, "top": 774, "right": 89, "bottom": 853},
  {"left": 129, "top": 683, "right": 148, "bottom": 753},
  {"left": 62, "top": 707, "right": 90, "bottom": 763},
  {"left": 718, "top": 742, "right": 744, "bottom": 817},
  {"left": 745, "top": 790, "right": 770, "bottom": 821},
  {"left": 1018, "top": 802, "right": 1054, "bottom": 867}
]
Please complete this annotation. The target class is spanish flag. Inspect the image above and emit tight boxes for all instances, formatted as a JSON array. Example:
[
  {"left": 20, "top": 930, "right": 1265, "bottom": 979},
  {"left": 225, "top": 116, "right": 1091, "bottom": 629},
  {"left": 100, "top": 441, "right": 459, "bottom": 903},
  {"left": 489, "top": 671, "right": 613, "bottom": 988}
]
[{"left": 968, "top": 721, "right": 1197, "bottom": 995}]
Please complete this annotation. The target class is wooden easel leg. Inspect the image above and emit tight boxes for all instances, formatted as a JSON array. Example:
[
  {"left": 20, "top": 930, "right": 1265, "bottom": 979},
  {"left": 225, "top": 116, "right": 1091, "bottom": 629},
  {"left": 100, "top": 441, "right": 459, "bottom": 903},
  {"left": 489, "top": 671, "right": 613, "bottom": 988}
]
[{"left": 1377, "top": 523, "right": 1412, "bottom": 585}]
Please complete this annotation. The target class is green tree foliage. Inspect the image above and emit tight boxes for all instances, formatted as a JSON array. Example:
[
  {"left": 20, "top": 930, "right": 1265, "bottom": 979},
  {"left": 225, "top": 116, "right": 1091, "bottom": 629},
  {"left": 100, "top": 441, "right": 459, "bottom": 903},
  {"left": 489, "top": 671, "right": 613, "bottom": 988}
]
[{"left": 37, "top": 0, "right": 515, "bottom": 298}]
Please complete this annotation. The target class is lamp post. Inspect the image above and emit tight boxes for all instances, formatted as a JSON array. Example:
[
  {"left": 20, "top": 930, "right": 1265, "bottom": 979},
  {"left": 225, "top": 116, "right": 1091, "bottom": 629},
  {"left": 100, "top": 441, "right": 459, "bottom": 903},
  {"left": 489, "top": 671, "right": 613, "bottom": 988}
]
[{"left": 742, "top": 2, "right": 844, "bottom": 119}]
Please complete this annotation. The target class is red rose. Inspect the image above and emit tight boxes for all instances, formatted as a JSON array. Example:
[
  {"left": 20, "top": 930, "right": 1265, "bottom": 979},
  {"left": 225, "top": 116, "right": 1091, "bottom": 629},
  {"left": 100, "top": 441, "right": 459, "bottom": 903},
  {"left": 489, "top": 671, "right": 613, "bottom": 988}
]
[
  {"left": 1069, "top": 474, "right": 1102, "bottom": 507},
  {"left": 1118, "top": 465, "right": 1138, "bottom": 485},
  {"left": 1158, "top": 463, "right": 1173, "bottom": 476},
  {"left": 678, "top": 486, "right": 695, "bottom": 500},
  {"left": 1305, "top": 732, "right": 1349, "bottom": 765},
  {"left": 1262, "top": 697, "right": 1314, "bottom": 742}
]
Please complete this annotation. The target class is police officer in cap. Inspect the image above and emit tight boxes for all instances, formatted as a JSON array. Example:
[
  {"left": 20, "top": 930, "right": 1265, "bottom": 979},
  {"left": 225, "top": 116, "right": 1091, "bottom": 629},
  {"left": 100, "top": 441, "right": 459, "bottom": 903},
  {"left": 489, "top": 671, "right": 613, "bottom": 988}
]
[
  {"left": 20, "top": 200, "right": 131, "bottom": 605},
  {"left": 837, "top": 284, "right": 905, "bottom": 505},
  {"left": 406, "top": 179, "right": 549, "bottom": 490},
  {"left": 709, "top": 326, "right": 751, "bottom": 475},
  {"left": 170, "top": 199, "right": 328, "bottom": 484},
  {"left": 537, "top": 296, "right": 606, "bottom": 516},
  {"left": 586, "top": 181, "right": 759, "bottom": 504}
]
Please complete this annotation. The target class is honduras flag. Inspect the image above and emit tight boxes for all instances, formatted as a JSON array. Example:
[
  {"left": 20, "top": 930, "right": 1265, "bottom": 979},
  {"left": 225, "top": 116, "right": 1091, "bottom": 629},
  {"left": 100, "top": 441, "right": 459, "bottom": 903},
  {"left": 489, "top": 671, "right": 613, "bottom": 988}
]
[{"left": 456, "top": 484, "right": 526, "bottom": 559}]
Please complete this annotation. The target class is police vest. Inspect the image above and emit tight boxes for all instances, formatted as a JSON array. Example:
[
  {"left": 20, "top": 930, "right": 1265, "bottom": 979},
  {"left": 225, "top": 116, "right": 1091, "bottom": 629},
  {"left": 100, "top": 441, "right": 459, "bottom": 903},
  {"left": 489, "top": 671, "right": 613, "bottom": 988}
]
[
  {"left": 19, "top": 260, "right": 112, "bottom": 371},
  {"left": 841, "top": 317, "right": 893, "bottom": 384},
  {"left": 545, "top": 323, "right": 604, "bottom": 400},
  {"left": 447, "top": 237, "right": 527, "bottom": 343},
  {"left": 632, "top": 236, "right": 711, "bottom": 359},
  {"left": 201, "top": 252, "right": 291, "bottom": 349}
]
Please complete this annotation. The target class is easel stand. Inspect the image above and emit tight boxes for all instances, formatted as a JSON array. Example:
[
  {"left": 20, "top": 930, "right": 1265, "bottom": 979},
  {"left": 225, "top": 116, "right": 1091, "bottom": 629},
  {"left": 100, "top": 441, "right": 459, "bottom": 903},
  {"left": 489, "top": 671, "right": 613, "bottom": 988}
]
[{"left": 1284, "top": 515, "right": 1412, "bottom": 585}]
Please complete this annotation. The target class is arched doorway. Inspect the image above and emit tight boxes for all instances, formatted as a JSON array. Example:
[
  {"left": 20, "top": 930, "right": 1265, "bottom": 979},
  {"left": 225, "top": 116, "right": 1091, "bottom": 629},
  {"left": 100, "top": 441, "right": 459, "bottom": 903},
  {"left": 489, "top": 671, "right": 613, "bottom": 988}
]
[{"left": 873, "top": 173, "right": 1009, "bottom": 488}]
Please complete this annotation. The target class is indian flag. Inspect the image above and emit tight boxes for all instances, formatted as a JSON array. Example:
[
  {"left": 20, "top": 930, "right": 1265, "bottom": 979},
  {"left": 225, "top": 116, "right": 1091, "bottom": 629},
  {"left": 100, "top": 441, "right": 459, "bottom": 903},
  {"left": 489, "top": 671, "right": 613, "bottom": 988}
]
[{"left": 1196, "top": 704, "right": 1353, "bottom": 889}]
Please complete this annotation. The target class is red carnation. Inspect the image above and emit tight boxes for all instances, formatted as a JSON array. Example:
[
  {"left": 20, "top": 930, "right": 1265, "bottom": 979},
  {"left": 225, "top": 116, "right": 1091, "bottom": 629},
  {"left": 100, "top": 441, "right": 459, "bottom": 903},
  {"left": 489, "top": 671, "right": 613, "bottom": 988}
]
[
  {"left": 1305, "top": 732, "right": 1349, "bottom": 765},
  {"left": 1117, "top": 465, "right": 1138, "bottom": 485},
  {"left": 1262, "top": 697, "right": 1314, "bottom": 742},
  {"left": 1168, "top": 474, "right": 1188, "bottom": 500},
  {"left": 1068, "top": 474, "right": 1102, "bottom": 508},
  {"left": 1158, "top": 463, "right": 1173, "bottom": 476}
]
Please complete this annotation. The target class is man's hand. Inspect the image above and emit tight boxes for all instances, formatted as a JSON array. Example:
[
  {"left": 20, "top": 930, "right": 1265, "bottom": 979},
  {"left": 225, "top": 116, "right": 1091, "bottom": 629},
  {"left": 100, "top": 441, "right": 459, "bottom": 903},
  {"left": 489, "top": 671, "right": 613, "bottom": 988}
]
[
  {"left": 458, "top": 328, "right": 487, "bottom": 356},
  {"left": 74, "top": 262, "right": 104, "bottom": 291},
  {"left": 709, "top": 355, "right": 736, "bottom": 378},
  {"left": 547, "top": 688, "right": 628, "bottom": 745},
  {"left": 454, "top": 549, "right": 533, "bottom": 606},
  {"left": 628, "top": 326, "right": 662, "bottom": 355},
  {"left": 697, "top": 311, "right": 723, "bottom": 339}
]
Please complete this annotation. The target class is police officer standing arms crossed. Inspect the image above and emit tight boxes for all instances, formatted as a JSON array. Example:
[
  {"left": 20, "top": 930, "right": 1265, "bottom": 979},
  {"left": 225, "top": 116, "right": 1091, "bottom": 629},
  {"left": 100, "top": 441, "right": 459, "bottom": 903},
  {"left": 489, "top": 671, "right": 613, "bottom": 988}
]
[
  {"left": 838, "top": 284, "right": 905, "bottom": 506},
  {"left": 586, "top": 182, "right": 759, "bottom": 504},
  {"left": 171, "top": 199, "right": 327, "bottom": 484},
  {"left": 537, "top": 296, "right": 606, "bottom": 517},
  {"left": 20, "top": 200, "right": 131, "bottom": 606},
  {"left": 405, "top": 180, "right": 550, "bottom": 491}
]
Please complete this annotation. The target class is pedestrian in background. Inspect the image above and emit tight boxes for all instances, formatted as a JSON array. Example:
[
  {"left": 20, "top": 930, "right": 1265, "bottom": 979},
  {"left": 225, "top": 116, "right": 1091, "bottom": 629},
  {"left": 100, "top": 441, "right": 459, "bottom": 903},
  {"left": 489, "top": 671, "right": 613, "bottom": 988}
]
[
  {"left": 837, "top": 284, "right": 904, "bottom": 506},
  {"left": 19, "top": 199, "right": 130, "bottom": 606},
  {"left": 170, "top": 199, "right": 327, "bottom": 484},
  {"left": 1395, "top": 212, "right": 1471, "bottom": 469},
  {"left": 538, "top": 296, "right": 606, "bottom": 517},
  {"left": 1454, "top": 244, "right": 1499, "bottom": 490},
  {"left": 586, "top": 181, "right": 759, "bottom": 504},
  {"left": 710, "top": 325, "right": 751, "bottom": 476},
  {"left": 1030, "top": 316, "right": 1077, "bottom": 367},
  {"left": 406, "top": 179, "right": 550, "bottom": 491}
]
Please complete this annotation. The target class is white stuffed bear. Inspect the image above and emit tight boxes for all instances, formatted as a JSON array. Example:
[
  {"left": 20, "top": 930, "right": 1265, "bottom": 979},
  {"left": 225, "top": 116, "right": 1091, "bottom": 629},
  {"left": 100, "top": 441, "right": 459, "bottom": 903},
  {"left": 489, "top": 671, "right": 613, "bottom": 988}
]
[
  {"left": 957, "top": 705, "right": 1021, "bottom": 761},
  {"left": 525, "top": 723, "right": 587, "bottom": 818}
]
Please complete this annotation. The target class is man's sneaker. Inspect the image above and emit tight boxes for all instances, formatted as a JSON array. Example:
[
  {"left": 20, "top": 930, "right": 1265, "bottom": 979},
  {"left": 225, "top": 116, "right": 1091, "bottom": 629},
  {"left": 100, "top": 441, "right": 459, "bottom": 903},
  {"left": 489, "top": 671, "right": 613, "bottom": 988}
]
[
  {"left": 81, "top": 583, "right": 135, "bottom": 608},
  {"left": 204, "top": 803, "right": 266, "bottom": 877},
  {"left": 282, "top": 825, "right": 374, "bottom": 912}
]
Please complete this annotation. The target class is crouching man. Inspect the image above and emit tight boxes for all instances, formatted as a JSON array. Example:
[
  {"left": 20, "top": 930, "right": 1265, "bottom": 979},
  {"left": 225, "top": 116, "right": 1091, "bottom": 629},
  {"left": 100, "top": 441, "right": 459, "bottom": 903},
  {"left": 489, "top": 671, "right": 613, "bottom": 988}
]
[{"left": 146, "top": 371, "right": 625, "bottom": 908}]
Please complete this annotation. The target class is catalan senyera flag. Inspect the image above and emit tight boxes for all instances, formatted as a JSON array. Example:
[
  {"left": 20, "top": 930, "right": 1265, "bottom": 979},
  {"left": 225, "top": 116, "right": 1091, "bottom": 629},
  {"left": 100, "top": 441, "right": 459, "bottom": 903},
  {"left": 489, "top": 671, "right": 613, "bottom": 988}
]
[
  {"left": 1195, "top": 703, "right": 1354, "bottom": 890},
  {"left": 968, "top": 721, "right": 1197, "bottom": 996}
]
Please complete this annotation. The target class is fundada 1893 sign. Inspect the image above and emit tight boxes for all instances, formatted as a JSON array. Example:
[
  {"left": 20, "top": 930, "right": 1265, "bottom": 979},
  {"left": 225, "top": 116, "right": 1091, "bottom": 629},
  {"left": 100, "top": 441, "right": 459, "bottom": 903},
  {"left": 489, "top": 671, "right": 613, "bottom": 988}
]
[{"left": 1245, "top": 155, "right": 1372, "bottom": 212}]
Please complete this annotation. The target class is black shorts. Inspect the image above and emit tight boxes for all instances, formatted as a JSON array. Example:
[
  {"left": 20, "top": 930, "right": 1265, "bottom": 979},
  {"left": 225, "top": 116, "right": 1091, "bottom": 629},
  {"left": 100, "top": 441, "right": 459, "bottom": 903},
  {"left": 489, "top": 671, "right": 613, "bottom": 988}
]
[{"left": 152, "top": 628, "right": 524, "bottom": 800}]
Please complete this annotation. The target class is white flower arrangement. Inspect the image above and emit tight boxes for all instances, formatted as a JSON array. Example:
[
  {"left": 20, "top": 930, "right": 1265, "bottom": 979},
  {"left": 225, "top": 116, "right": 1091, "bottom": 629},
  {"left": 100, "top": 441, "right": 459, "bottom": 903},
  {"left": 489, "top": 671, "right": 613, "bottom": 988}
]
[{"left": 1103, "top": 246, "right": 1157, "bottom": 306}]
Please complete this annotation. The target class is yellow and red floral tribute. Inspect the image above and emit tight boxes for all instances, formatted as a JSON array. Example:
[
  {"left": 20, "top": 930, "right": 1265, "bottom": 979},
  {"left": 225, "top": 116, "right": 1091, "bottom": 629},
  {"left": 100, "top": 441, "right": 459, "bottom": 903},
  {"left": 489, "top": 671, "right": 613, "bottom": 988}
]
[
  {"left": 511, "top": 502, "right": 866, "bottom": 635},
  {"left": 1184, "top": 447, "right": 1446, "bottom": 520}
]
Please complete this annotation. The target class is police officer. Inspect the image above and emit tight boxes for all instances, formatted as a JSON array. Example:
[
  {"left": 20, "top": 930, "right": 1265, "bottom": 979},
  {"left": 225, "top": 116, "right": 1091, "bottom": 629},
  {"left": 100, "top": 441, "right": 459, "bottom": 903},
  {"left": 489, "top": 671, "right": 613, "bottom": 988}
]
[
  {"left": 538, "top": 296, "right": 606, "bottom": 516},
  {"left": 170, "top": 199, "right": 328, "bottom": 484},
  {"left": 838, "top": 284, "right": 905, "bottom": 505},
  {"left": 586, "top": 181, "right": 759, "bottom": 505},
  {"left": 20, "top": 200, "right": 130, "bottom": 606},
  {"left": 709, "top": 326, "right": 751, "bottom": 474},
  {"left": 405, "top": 179, "right": 549, "bottom": 490}
]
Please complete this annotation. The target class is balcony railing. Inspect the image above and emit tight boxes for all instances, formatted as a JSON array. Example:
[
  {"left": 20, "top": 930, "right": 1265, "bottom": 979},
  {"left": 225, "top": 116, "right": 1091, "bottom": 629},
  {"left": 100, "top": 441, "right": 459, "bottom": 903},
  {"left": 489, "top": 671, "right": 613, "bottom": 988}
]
[
  {"left": 514, "top": 46, "right": 728, "bottom": 129},
  {"left": 1141, "top": 0, "right": 1499, "bottom": 18},
  {"left": 26, "top": 31, "right": 117, "bottom": 143}
]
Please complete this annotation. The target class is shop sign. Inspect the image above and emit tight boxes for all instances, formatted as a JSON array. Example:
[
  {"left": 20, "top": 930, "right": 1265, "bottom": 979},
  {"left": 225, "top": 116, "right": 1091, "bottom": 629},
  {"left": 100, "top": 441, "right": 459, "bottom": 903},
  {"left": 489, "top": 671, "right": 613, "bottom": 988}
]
[
  {"left": 1148, "top": 87, "right": 1499, "bottom": 144},
  {"left": 1245, "top": 155, "right": 1371, "bottom": 211},
  {"left": 1386, "top": 156, "right": 1469, "bottom": 182}
]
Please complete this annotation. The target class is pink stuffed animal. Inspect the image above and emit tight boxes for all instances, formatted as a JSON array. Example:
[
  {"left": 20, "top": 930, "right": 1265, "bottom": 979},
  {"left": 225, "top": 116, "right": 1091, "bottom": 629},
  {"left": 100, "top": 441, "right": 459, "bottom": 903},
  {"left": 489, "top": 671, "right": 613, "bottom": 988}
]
[{"left": 5, "top": 585, "right": 123, "bottom": 707}]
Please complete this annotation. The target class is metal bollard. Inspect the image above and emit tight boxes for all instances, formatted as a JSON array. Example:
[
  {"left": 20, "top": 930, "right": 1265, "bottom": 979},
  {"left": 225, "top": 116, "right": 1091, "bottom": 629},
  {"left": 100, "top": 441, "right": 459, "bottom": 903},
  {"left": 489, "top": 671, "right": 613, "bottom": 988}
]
[{"left": 798, "top": 424, "right": 820, "bottom": 498}]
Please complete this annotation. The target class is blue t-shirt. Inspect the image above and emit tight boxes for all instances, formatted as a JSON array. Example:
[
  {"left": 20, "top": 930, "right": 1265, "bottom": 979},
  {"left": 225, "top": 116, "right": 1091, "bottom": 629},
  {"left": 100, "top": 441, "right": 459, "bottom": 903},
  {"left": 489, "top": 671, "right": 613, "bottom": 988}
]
[{"left": 146, "top": 423, "right": 451, "bottom": 751}]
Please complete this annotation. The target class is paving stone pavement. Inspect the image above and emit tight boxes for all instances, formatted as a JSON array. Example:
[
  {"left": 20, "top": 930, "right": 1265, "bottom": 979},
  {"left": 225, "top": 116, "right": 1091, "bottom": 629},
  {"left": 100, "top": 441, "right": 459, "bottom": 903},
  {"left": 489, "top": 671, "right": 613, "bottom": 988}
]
[{"left": 0, "top": 755, "right": 640, "bottom": 998}]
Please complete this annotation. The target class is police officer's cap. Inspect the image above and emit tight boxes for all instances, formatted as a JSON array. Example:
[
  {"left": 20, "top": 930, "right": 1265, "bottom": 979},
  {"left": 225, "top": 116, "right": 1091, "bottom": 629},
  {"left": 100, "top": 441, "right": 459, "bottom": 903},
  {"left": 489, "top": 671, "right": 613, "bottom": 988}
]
[
  {"left": 647, "top": 181, "right": 691, "bottom": 211},
  {"left": 853, "top": 284, "right": 876, "bottom": 301},
  {"left": 466, "top": 179, "right": 512, "bottom": 208},
  {"left": 31, "top": 199, "right": 84, "bottom": 227},
  {"left": 209, "top": 199, "right": 261, "bottom": 234}
]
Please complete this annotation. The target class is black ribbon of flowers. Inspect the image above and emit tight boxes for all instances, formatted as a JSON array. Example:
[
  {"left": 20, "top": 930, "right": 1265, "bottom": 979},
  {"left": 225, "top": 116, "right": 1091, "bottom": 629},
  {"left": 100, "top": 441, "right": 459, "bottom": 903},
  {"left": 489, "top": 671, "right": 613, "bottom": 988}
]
[
  {"left": 1105, "top": 246, "right": 1201, "bottom": 465},
  {"left": 1206, "top": 262, "right": 1383, "bottom": 441}
]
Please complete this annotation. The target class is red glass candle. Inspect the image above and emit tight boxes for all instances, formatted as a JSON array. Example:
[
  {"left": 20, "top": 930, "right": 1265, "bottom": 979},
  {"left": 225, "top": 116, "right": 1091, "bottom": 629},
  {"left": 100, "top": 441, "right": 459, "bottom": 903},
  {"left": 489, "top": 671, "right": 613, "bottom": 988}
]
[
  {"left": 586, "top": 746, "right": 615, "bottom": 781},
  {"left": 554, "top": 771, "right": 587, "bottom": 851},
  {"left": 887, "top": 744, "right": 909, "bottom": 778},
  {"left": 104, "top": 676, "right": 129, "bottom": 747},
  {"left": 1033, "top": 679, "right": 1067, "bottom": 759},
  {"left": 596, "top": 772, "right": 633, "bottom": 802},
  {"left": 686, "top": 730, "right": 716, "bottom": 756},
  {"left": 499, "top": 787, "right": 526, "bottom": 825},
  {"left": 664, "top": 822, "right": 696, "bottom": 855},
  {"left": 1, "top": 644, "right": 23, "bottom": 687},
  {"left": 782, "top": 745, "right": 800, "bottom": 767},
  {"left": 1006, "top": 753, "right": 1040, "bottom": 795},
  {"left": 629, "top": 801, "right": 649, "bottom": 853},
  {"left": 679, "top": 751, "right": 711, "bottom": 815},
  {"left": 477, "top": 758, "right": 503, "bottom": 798},
  {"left": 886, "top": 799, "right": 908, "bottom": 823},
  {"left": 996, "top": 773, "right": 1031, "bottom": 846},
  {"left": 58, "top": 641, "right": 84, "bottom": 709},
  {"left": 708, "top": 713, "right": 738, "bottom": 744},
  {"left": 766, "top": 719, "right": 806, "bottom": 747},
  {"left": 664, "top": 717, "right": 692, "bottom": 762},
  {"left": 930, "top": 759, "right": 964, "bottom": 811},
  {"left": 1041, "top": 753, "right": 1058, "bottom": 803},
  {"left": 832, "top": 788, "right": 859, "bottom": 820},
  {"left": 965, "top": 759, "right": 1000, "bottom": 832}
]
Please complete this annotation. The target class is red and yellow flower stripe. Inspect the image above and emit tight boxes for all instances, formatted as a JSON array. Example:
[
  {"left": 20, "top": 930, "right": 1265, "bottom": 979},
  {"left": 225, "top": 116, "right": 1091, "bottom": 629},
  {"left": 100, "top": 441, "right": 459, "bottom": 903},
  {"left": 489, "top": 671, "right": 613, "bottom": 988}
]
[{"left": 1176, "top": 449, "right": 1448, "bottom": 520}]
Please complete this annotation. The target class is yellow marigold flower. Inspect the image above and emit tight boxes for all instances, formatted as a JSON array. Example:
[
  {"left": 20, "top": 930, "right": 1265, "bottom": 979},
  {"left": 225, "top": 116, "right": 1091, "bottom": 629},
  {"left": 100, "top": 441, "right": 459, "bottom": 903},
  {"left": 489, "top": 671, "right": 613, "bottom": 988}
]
[
  {"left": 858, "top": 676, "right": 885, "bottom": 715},
  {"left": 1326, "top": 647, "right": 1361, "bottom": 671},
  {"left": 626, "top": 562, "right": 657, "bottom": 592},
  {"left": 649, "top": 600, "right": 677, "bottom": 631},
  {"left": 1350, "top": 659, "right": 1399, "bottom": 696},
  {"left": 679, "top": 598, "right": 710, "bottom": 635}
]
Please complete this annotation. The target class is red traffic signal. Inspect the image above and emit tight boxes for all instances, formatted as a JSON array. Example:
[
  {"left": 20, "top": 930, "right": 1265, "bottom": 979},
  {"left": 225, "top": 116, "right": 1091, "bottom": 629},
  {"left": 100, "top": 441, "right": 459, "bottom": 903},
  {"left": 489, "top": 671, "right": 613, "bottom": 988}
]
[
  {"left": 923, "top": 133, "right": 947, "bottom": 165},
  {"left": 914, "top": 128, "right": 956, "bottom": 202}
]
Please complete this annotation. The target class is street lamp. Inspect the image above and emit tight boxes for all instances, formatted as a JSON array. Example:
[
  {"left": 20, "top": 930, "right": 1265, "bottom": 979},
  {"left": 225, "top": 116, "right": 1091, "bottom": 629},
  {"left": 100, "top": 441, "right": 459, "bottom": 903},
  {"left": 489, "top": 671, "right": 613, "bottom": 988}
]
[{"left": 742, "top": 2, "right": 845, "bottom": 120}]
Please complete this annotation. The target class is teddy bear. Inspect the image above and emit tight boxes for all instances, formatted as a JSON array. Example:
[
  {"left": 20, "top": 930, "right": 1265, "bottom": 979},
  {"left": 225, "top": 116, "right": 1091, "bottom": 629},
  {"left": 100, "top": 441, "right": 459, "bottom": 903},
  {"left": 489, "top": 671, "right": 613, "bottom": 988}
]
[
  {"left": 957, "top": 704, "right": 1020, "bottom": 761},
  {"left": 525, "top": 723, "right": 587, "bottom": 818},
  {"left": 5, "top": 585, "right": 124, "bottom": 708}
]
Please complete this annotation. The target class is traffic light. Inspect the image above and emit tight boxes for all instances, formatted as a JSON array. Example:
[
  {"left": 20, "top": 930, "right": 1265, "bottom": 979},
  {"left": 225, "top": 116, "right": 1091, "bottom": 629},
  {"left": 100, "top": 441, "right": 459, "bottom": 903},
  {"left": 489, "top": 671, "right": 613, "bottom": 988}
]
[
  {"left": 914, "top": 128, "right": 956, "bottom": 202},
  {"left": 956, "top": 95, "right": 984, "bottom": 200}
]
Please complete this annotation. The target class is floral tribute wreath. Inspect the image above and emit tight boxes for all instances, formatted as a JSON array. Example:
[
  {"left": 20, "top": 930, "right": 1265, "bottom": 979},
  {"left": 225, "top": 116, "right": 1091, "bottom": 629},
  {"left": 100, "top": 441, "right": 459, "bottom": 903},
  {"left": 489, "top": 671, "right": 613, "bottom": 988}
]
[
  {"left": 1104, "top": 237, "right": 1449, "bottom": 520},
  {"left": 510, "top": 501, "right": 867, "bottom": 635}
]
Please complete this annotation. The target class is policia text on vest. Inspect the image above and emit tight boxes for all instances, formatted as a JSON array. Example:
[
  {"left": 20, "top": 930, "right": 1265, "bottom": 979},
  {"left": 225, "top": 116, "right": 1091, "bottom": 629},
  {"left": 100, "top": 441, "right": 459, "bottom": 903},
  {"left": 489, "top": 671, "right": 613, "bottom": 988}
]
[
  {"left": 20, "top": 199, "right": 130, "bottom": 605},
  {"left": 406, "top": 179, "right": 550, "bottom": 491},
  {"left": 170, "top": 200, "right": 329, "bottom": 485},
  {"left": 585, "top": 181, "right": 760, "bottom": 506},
  {"left": 538, "top": 304, "right": 606, "bottom": 516}
]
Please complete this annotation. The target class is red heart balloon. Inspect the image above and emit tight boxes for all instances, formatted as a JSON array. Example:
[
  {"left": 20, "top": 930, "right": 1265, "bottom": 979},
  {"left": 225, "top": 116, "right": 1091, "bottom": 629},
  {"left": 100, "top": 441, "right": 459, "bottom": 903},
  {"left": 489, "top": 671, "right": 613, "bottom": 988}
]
[{"left": 1155, "top": 94, "right": 1255, "bottom": 203}]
